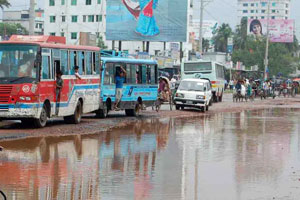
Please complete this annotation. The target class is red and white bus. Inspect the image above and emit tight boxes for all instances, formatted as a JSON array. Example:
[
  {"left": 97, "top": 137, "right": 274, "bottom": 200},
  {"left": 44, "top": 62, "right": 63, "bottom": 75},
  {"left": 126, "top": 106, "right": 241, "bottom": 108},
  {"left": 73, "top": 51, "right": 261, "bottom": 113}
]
[{"left": 0, "top": 35, "right": 102, "bottom": 127}]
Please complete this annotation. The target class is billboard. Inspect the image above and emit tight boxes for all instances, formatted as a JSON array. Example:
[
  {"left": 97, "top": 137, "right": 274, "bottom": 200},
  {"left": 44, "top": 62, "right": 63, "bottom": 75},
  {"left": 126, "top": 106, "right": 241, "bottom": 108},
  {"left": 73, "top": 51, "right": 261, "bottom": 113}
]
[
  {"left": 106, "top": 0, "right": 188, "bottom": 42},
  {"left": 247, "top": 19, "right": 294, "bottom": 43}
]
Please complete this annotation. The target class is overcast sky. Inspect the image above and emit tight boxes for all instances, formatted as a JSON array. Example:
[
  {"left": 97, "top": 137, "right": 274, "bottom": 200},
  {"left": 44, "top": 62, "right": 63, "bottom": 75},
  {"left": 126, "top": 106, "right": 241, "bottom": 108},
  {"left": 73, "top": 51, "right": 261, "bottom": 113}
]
[{"left": 1, "top": 0, "right": 300, "bottom": 38}]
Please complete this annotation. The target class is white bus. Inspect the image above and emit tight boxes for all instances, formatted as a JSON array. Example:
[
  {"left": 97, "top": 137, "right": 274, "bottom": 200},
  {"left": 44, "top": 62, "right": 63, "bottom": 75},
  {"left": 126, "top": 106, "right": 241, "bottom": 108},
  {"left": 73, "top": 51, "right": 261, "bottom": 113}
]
[{"left": 181, "top": 60, "right": 225, "bottom": 102}]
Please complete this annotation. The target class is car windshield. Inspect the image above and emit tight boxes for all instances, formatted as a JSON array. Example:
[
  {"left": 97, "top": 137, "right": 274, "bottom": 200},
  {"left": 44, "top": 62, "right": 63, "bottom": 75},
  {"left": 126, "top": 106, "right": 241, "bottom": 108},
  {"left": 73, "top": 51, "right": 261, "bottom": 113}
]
[
  {"left": 178, "top": 80, "right": 205, "bottom": 91},
  {"left": 0, "top": 44, "right": 38, "bottom": 81}
]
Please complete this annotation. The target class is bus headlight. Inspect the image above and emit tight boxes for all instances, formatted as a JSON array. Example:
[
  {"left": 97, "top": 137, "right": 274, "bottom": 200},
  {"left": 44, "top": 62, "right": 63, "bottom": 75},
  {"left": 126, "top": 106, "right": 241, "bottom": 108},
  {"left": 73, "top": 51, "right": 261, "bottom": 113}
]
[
  {"left": 19, "top": 96, "right": 25, "bottom": 101},
  {"left": 176, "top": 93, "right": 184, "bottom": 98},
  {"left": 196, "top": 95, "right": 205, "bottom": 100},
  {"left": 25, "top": 97, "right": 31, "bottom": 101}
]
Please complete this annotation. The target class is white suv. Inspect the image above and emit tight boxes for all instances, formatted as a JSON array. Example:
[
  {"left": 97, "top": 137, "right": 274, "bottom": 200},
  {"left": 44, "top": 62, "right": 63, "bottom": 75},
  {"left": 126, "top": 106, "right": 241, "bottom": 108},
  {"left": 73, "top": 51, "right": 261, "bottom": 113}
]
[{"left": 174, "top": 78, "right": 212, "bottom": 112}]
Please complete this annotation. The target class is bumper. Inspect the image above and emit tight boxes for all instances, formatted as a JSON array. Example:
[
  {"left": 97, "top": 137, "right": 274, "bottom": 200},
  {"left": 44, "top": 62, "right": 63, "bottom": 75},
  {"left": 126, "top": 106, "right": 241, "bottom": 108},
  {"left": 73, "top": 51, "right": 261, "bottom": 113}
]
[
  {"left": 174, "top": 98, "right": 207, "bottom": 108},
  {"left": 0, "top": 104, "right": 41, "bottom": 119}
]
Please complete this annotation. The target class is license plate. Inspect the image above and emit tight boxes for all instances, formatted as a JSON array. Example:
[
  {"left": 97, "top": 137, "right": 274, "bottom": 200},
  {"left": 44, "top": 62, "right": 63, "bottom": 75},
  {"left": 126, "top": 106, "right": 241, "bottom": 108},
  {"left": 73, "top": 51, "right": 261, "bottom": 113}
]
[{"left": 187, "top": 101, "right": 193, "bottom": 104}]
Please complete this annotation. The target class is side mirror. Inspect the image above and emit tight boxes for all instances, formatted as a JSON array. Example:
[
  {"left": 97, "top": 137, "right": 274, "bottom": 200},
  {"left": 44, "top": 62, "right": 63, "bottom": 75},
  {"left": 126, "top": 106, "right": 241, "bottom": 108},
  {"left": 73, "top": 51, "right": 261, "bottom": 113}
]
[{"left": 204, "top": 87, "right": 207, "bottom": 91}]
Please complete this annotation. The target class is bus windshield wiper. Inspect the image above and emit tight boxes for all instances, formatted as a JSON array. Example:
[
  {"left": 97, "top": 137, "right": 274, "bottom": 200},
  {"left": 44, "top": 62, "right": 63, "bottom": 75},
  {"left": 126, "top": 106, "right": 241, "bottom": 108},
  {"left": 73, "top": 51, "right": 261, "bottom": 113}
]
[{"left": 10, "top": 76, "right": 30, "bottom": 83}]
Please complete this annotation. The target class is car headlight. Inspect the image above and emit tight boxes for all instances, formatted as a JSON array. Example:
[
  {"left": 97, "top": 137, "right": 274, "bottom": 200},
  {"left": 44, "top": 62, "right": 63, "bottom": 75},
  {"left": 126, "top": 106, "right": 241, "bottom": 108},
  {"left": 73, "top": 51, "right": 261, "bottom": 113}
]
[
  {"left": 196, "top": 95, "right": 205, "bottom": 100},
  {"left": 176, "top": 93, "right": 184, "bottom": 98}
]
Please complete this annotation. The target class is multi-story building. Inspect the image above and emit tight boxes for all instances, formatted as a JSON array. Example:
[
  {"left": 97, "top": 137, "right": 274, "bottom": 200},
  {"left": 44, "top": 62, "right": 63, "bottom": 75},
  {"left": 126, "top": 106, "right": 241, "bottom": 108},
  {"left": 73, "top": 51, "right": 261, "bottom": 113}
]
[
  {"left": 237, "top": 0, "right": 291, "bottom": 22},
  {"left": 3, "top": 9, "right": 44, "bottom": 35}
]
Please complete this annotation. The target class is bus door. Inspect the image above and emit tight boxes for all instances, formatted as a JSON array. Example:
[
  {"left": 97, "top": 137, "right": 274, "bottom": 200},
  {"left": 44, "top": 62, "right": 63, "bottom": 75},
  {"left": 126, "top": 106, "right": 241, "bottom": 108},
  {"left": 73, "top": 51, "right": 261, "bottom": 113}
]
[{"left": 40, "top": 48, "right": 55, "bottom": 107}]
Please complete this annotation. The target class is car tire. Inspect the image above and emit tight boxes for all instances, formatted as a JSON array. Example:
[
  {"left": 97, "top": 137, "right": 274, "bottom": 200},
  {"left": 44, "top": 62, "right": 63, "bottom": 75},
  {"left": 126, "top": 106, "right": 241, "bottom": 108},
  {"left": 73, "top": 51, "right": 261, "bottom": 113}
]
[
  {"left": 206, "top": 105, "right": 209, "bottom": 111},
  {"left": 96, "top": 104, "right": 108, "bottom": 118},
  {"left": 175, "top": 105, "right": 180, "bottom": 110}
]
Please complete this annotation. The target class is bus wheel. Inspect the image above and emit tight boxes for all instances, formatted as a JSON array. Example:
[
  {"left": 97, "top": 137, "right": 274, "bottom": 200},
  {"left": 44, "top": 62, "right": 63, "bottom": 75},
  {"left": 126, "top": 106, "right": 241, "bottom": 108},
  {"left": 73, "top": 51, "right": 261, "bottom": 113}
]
[
  {"left": 125, "top": 103, "right": 141, "bottom": 117},
  {"left": 96, "top": 105, "right": 108, "bottom": 118},
  {"left": 64, "top": 101, "right": 82, "bottom": 124},
  {"left": 33, "top": 104, "right": 48, "bottom": 128}
]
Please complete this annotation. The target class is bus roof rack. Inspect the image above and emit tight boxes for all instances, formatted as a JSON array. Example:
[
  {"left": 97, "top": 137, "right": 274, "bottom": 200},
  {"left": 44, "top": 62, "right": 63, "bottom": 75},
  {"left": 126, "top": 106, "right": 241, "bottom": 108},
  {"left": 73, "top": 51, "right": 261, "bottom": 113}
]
[
  {"left": 101, "top": 50, "right": 129, "bottom": 58},
  {"left": 9, "top": 35, "right": 66, "bottom": 44}
]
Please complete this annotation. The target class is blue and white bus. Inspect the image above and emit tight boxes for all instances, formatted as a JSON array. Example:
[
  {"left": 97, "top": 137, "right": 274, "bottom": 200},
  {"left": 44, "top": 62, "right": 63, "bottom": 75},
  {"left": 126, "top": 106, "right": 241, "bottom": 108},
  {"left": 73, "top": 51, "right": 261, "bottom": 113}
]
[
  {"left": 181, "top": 60, "right": 225, "bottom": 102},
  {"left": 96, "top": 57, "right": 158, "bottom": 117}
]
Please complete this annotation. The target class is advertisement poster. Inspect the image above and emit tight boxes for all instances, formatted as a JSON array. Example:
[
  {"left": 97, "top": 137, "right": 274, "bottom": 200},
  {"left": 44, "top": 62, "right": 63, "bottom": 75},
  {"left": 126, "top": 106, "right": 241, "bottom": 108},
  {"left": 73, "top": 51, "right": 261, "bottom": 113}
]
[
  {"left": 247, "top": 19, "right": 294, "bottom": 43},
  {"left": 106, "top": 0, "right": 188, "bottom": 42}
]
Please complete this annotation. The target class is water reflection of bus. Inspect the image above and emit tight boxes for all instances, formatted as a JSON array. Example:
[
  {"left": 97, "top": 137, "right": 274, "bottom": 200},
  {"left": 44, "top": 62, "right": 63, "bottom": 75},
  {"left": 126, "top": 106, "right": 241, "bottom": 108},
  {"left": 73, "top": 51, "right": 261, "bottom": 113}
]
[
  {"left": 0, "top": 35, "right": 101, "bottom": 127},
  {"left": 181, "top": 61, "right": 225, "bottom": 102},
  {"left": 99, "top": 57, "right": 158, "bottom": 117},
  {"left": 0, "top": 119, "right": 171, "bottom": 199}
]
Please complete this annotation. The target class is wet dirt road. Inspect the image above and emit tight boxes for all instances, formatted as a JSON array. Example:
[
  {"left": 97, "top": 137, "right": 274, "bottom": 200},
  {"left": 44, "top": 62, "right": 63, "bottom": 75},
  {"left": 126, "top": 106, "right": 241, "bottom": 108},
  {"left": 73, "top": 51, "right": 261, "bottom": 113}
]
[
  {"left": 0, "top": 108, "right": 300, "bottom": 199},
  {"left": 1, "top": 93, "right": 300, "bottom": 139}
]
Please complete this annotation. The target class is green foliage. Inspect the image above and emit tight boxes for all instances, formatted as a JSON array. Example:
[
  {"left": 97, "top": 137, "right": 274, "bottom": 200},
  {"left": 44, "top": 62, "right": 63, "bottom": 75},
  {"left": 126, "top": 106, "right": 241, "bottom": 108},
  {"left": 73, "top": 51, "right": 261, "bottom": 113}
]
[
  {"left": 0, "top": 23, "right": 28, "bottom": 37},
  {"left": 0, "top": 0, "right": 10, "bottom": 9},
  {"left": 212, "top": 23, "right": 233, "bottom": 52},
  {"left": 202, "top": 38, "right": 209, "bottom": 53},
  {"left": 97, "top": 36, "right": 107, "bottom": 49}
]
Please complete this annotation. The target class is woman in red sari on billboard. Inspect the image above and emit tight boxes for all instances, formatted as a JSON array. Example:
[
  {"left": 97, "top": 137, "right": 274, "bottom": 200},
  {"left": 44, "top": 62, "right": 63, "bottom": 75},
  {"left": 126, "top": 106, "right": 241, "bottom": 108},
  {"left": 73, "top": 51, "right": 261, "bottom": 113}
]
[{"left": 123, "top": 0, "right": 160, "bottom": 37}]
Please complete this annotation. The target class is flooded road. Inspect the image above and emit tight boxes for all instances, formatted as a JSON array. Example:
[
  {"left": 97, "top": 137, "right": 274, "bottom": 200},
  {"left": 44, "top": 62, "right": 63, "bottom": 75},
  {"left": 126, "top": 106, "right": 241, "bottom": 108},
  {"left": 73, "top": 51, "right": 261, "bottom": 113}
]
[{"left": 0, "top": 108, "right": 300, "bottom": 200}]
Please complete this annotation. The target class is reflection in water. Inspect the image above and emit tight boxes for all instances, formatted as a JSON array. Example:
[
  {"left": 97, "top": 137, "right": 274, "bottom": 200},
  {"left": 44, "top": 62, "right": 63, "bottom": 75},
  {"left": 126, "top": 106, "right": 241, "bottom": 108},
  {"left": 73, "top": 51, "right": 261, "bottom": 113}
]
[{"left": 0, "top": 109, "right": 300, "bottom": 199}]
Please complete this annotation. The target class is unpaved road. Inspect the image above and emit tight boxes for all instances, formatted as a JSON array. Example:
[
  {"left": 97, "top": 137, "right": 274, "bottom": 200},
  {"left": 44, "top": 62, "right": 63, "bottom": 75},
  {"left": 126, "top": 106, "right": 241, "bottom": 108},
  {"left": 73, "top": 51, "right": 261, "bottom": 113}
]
[{"left": 0, "top": 93, "right": 299, "bottom": 140}]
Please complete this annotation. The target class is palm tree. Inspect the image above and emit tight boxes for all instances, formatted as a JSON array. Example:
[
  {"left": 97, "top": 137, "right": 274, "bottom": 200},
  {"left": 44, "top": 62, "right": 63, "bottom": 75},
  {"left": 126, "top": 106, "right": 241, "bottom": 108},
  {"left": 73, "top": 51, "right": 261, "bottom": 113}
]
[
  {"left": 212, "top": 23, "right": 233, "bottom": 52},
  {"left": 0, "top": 0, "right": 10, "bottom": 9}
]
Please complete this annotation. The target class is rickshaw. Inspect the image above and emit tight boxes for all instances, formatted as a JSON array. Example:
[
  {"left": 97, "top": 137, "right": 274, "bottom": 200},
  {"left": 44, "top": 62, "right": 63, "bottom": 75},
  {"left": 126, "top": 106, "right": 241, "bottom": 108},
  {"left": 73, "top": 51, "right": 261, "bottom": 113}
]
[{"left": 153, "top": 76, "right": 173, "bottom": 112}]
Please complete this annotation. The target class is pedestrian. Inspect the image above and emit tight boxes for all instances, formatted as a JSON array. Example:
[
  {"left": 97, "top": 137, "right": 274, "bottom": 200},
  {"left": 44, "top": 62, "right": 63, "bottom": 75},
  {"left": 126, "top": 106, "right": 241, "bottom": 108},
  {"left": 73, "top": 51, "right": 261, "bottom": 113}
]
[
  {"left": 224, "top": 79, "right": 228, "bottom": 91},
  {"left": 229, "top": 80, "right": 234, "bottom": 90},
  {"left": 56, "top": 71, "right": 63, "bottom": 115},
  {"left": 114, "top": 66, "right": 127, "bottom": 110}
]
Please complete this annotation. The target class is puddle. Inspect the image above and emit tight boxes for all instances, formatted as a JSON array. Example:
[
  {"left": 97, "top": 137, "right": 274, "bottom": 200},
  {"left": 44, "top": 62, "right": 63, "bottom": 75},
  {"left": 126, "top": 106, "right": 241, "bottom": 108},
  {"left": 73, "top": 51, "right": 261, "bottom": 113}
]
[{"left": 0, "top": 109, "right": 300, "bottom": 199}]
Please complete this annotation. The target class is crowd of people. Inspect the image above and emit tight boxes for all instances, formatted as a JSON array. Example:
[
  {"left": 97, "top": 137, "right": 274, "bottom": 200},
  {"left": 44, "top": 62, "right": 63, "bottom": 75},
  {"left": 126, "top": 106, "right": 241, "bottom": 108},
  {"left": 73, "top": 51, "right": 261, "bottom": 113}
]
[{"left": 226, "top": 78, "right": 300, "bottom": 100}]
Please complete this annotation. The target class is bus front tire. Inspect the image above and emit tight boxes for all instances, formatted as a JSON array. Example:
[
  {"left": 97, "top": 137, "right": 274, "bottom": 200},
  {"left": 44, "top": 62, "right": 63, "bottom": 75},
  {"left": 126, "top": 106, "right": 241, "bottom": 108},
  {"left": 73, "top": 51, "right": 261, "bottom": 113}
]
[
  {"left": 64, "top": 101, "right": 82, "bottom": 124},
  {"left": 33, "top": 104, "right": 48, "bottom": 128}
]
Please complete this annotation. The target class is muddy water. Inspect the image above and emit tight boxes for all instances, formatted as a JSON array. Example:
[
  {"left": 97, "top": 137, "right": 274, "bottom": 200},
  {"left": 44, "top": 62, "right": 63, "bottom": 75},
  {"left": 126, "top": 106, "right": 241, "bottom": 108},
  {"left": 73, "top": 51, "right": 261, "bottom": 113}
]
[{"left": 0, "top": 109, "right": 300, "bottom": 200}]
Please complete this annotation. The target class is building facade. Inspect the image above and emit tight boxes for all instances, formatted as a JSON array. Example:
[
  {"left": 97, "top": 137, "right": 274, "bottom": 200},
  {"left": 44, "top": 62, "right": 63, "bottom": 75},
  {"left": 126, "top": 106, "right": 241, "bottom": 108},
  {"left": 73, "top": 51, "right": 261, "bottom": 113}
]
[
  {"left": 3, "top": 9, "right": 44, "bottom": 35},
  {"left": 237, "top": 0, "right": 291, "bottom": 22}
]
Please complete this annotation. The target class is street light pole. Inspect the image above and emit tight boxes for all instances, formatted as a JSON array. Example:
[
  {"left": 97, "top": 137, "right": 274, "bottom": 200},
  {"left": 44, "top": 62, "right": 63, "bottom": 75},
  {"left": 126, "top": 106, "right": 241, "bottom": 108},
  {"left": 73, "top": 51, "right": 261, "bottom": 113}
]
[
  {"left": 29, "top": 0, "right": 35, "bottom": 35},
  {"left": 199, "top": 0, "right": 204, "bottom": 54},
  {"left": 264, "top": 0, "right": 271, "bottom": 80}
]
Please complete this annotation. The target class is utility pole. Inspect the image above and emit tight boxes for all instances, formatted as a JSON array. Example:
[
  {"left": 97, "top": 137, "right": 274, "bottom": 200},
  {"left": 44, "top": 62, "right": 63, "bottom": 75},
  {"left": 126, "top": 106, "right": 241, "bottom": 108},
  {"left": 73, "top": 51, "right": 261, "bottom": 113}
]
[
  {"left": 199, "top": 0, "right": 204, "bottom": 54},
  {"left": 264, "top": 0, "right": 271, "bottom": 80},
  {"left": 29, "top": 0, "right": 35, "bottom": 35}
]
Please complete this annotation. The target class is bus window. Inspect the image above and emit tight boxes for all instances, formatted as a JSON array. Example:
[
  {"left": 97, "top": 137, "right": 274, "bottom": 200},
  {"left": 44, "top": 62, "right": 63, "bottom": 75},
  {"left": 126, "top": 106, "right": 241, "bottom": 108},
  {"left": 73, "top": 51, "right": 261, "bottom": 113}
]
[
  {"left": 146, "top": 65, "right": 151, "bottom": 84},
  {"left": 42, "top": 56, "right": 50, "bottom": 79},
  {"left": 150, "top": 65, "right": 156, "bottom": 84},
  {"left": 61, "top": 50, "right": 69, "bottom": 75},
  {"left": 141, "top": 65, "right": 147, "bottom": 84},
  {"left": 126, "top": 64, "right": 132, "bottom": 84},
  {"left": 104, "top": 63, "right": 115, "bottom": 85},
  {"left": 70, "top": 51, "right": 77, "bottom": 74},
  {"left": 136, "top": 65, "right": 142, "bottom": 84},
  {"left": 86, "top": 52, "right": 92, "bottom": 75},
  {"left": 216, "top": 64, "right": 225, "bottom": 79},
  {"left": 78, "top": 51, "right": 84, "bottom": 75},
  {"left": 95, "top": 52, "right": 100, "bottom": 74}
]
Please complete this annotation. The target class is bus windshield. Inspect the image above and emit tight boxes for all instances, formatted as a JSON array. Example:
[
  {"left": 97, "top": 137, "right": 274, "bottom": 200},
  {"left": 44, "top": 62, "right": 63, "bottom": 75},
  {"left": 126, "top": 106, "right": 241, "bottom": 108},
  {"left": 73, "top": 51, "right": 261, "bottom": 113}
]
[
  {"left": 179, "top": 80, "right": 204, "bottom": 91},
  {"left": 184, "top": 62, "right": 212, "bottom": 72},
  {"left": 0, "top": 44, "right": 38, "bottom": 80}
]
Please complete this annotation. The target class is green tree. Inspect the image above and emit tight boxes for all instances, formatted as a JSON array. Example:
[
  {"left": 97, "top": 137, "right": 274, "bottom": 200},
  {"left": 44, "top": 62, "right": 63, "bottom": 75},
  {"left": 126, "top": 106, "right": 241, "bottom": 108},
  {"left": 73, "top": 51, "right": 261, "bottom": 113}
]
[
  {"left": 0, "top": 23, "right": 28, "bottom": 37},
  {"left": 234, "top": 17, "right": 248, "bottom": 50},
  {"left": 97, "top": 35, "right": 107, "bottom": 49},
  {"left": 202, "top": 38, "right": 210, "bottom": 53},
  {"left": 212, "top": 23, "right": 233, "bottom": 52},
  {"left": 0, "top": 0, "right": 10, "bottom": 9}
]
